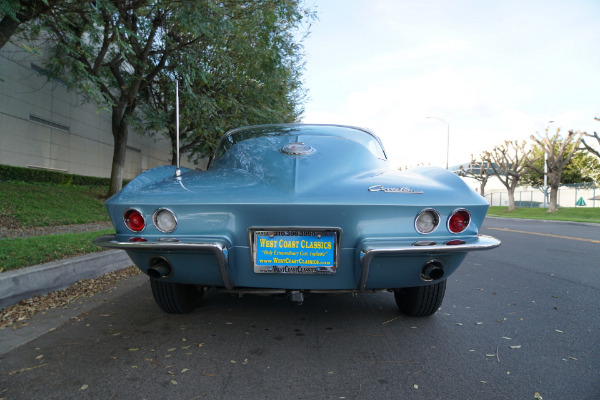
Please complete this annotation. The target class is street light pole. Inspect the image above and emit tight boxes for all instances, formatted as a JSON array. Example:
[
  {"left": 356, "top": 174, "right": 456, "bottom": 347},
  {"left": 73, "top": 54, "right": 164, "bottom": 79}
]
[
  {"left": 543, "top": 120, "right": 554, "bottom": 208},
  {"left": 426, "top": 117, "right": 450, "bottom": 169}
]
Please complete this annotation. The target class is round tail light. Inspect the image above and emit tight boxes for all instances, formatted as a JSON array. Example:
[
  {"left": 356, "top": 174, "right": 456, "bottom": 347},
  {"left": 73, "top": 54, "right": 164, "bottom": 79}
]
[
  {"left": 448, "top": 209, "right": 470, "bottom": 234},
  {"left": 415, "top": 209, "right": 440, "bottom": 234},
  {"left": 124, "top": 209, "right": 145, "bottom": 232},
  {"left": 153, "top": 208, "right": 177, "bottom": 233}
]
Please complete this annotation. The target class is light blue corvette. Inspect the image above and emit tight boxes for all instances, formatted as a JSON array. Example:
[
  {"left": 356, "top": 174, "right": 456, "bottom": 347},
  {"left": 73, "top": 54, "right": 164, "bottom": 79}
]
[{"left": 94, "top": 124, "right": 500, "bottom": 316}]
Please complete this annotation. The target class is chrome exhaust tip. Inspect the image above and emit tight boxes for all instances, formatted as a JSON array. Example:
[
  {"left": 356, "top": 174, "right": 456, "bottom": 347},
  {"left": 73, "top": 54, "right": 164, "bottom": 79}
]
[
  {"left": 147, "top": 257, "right": 173, "bottom": 279},
  {"left": 420, "top": 260, "right": 444, "bottom": 282}
]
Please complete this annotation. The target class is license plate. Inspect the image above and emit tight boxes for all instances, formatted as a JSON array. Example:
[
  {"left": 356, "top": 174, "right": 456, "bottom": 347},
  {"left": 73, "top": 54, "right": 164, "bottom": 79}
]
[{"left": 252, "top": 230, "right": 338, "bottom": 274}]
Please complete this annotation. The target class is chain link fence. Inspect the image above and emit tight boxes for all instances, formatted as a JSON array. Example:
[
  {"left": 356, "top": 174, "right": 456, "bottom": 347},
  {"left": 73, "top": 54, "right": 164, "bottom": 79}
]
[{"left": 485, "top": 184, "right": 599, "bottom": 208}]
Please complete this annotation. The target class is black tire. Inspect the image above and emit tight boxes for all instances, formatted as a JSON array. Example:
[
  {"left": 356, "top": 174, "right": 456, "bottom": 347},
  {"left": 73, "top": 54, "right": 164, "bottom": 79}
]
[
  {"left": 150, "top": 279, "right": 204, "bottom": 314},
  {"left": 394, "top": 280, "right": 446, "bottom": 317}
]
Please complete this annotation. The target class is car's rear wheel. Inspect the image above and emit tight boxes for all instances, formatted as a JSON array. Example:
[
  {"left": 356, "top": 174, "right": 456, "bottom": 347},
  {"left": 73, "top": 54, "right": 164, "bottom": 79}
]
[
  {"left": 150, "top": 279, "right": 204, "bottom": 314},
  {"left": 394, "top": 280, "right": 446, "bottom": 317}
]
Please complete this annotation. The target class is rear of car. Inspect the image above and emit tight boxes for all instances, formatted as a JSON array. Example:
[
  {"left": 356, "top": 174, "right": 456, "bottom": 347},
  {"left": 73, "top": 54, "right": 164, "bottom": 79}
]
[{"left": 95, "top": 124, "right": 500, "bottom": 316}]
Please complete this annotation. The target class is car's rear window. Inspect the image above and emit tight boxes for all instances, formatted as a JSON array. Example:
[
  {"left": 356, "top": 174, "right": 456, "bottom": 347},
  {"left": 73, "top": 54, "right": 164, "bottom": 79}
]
[{"left": 211, "top": 124, "right": 386, "bottom": 164}]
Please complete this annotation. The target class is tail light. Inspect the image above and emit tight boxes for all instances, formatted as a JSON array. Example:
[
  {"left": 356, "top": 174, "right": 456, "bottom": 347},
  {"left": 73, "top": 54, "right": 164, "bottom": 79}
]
[
  {"left": 415, "top": 209, "right": 440, "bottom": 234},
  {"left": 124, "top": 209, "right": 145, "bottom": 232},
  {"left": 448, "top": 209, "right": 470, "bottom": 234},
  {"left": 153, "top": 208, "right": 177, "bottom": 233}
]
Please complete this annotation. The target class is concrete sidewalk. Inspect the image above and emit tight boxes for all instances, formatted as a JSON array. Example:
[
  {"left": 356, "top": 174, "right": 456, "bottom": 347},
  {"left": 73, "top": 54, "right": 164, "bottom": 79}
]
[{"left": 0, "top": 250, "right": 132, "bottom": 309}]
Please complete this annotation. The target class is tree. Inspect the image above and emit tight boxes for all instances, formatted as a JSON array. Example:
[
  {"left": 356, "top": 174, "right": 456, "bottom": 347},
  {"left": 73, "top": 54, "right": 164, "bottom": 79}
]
[
  {"left": 528, "top": 127, "right": 584, "bottom": 212},
  {"left": 35, "top": 0, "right": 310, "bottom": 196},
  {"left": 521, "top": 145, "right": 600, "bottom": 186},
  {"left": 0, "top": 0, "right": 63, "bottom": 49},
  {"left": 138, "top": 1, "right": 308, "bottom": 165},
  {"left": 36, "top": 1, "right": 222, "bottom": 195},
  {"left": 458, "top": 153, "right": 495, "bottom": 196},
  {"left": 485, "top": 141, "right": 537, "bottom": 211},
  {"left": 581, "top": 117, "right": 600, "bottom": 159}
]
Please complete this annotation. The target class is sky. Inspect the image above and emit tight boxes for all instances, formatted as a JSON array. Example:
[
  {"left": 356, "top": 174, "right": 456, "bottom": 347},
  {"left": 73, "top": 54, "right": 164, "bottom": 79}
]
[{"left": 300, "top": 0, "right": 600, "bottom": 170}]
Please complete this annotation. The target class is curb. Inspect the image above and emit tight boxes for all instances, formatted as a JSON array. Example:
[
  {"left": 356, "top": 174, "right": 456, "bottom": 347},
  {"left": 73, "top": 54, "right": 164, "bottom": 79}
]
[{"left": 0, "top": 250, "right": 132, "bottom": 309}]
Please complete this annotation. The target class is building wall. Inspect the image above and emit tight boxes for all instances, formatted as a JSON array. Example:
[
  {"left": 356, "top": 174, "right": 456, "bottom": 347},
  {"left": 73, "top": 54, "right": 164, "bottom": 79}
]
[{"left": 0, "top": 43, "right": 200, "bottom": 180}]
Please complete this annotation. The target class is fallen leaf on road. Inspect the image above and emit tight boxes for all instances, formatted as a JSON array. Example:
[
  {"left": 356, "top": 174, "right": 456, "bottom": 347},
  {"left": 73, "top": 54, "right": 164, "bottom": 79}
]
[
  {"left": 9, "top": 363, "right": 49, "bottom": 375},
  {"left": 382, "top": 316, "right": 401, "bottom": 324},
  {"left": 0, "top": 266, "right": 140, "bottom": 329}
]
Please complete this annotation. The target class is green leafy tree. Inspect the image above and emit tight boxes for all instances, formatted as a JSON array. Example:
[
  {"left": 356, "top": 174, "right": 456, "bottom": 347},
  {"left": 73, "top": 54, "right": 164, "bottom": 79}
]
[
  {"left": 521, "top": 145, "right": 600, "bottom": 186},
  {"left": 32, "top": 0, "right": 310, "bottom": 196},
  {"left": 0, "top": 0, "right": 63, "bottom": 49},
  {"left": 36, "top": 0, "right": 226, "bottom": 195},
  {"left": 528, "top": 127, "right": 584, "bottom": 212},
  {"left": 138, "top": 1, "right": 309, "bottom": 166}
]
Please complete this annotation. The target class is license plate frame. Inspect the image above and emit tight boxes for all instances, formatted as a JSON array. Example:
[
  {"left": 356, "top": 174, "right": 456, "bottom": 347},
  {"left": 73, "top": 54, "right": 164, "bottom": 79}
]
[{"left": 249, "top": 228, "right": 342, "bottom": 274}]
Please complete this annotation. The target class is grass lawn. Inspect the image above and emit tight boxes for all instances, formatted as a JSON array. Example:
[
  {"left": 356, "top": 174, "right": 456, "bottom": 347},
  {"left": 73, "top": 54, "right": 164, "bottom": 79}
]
[
  {"left": 487, "top": 206, "right": 600, "bottom": 224},
  {"left": 0, "top": 228, "right": 114, "bottom": 272},
  {"left": 0, "top": 181, "right": 110, "bottom": 228},
  {"left": 1, "top": 181, "right": 112, "bottom": 272}
]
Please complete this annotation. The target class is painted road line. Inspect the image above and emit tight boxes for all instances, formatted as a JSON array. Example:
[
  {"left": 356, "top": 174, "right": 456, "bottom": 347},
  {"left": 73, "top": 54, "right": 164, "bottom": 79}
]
[{"left": 488, "top": 227, "right": 600, "bottom": 244}]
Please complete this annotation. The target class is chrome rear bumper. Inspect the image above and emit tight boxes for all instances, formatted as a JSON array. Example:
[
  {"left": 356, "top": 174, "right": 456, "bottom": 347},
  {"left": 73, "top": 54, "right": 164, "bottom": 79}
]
[
  {"left": 93, "top": 234, "right": 500, "bottom": 292},
  {"left": 357, "top": 235, "right": 501, "bottom": 291},
  {"left": 93, "top": 234, "right": 234, "bottom": 290}
]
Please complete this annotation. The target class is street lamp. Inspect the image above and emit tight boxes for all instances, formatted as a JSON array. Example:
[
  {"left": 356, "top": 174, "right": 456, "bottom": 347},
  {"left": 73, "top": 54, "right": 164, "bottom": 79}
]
[
  {"left": 543, "top": 120, "right": 554, "bottom": 208},
  {"left": 426, "top": 117, "right": 450, "bottom": 170}
]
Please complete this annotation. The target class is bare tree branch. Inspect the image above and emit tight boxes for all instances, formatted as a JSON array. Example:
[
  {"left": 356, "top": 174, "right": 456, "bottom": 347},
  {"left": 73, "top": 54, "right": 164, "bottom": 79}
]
[
  {"left": 580, "top": 117, "right": 600, "bottom": 158},
  {"left": 485, "top": 141, "right": 538, "bottom": 210},
  {"left": 458, "top": 152, "right": 495, "bottom": 196}
]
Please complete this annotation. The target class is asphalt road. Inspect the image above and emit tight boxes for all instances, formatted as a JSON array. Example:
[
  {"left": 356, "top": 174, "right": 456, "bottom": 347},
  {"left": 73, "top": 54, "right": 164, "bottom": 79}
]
[{"left": 1, "top": 218, "right": 598, "bottom": 400}]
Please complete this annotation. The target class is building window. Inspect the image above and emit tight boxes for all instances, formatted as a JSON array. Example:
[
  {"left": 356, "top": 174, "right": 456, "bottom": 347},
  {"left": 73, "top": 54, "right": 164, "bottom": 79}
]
[{"left": 29, "top": 114, "right": 70, "bottom": 132}]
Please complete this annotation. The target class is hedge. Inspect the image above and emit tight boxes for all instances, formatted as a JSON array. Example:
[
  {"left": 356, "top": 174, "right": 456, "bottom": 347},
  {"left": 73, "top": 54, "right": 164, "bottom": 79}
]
[{"left": 0, "top": 164, "right": 124, "bottom": 187}]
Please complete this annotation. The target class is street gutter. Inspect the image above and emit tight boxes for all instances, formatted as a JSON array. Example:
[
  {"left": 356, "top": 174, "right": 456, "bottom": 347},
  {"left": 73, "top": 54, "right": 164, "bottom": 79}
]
[{"left": 0, "top": 250, "right": 131, "bottom": 309}]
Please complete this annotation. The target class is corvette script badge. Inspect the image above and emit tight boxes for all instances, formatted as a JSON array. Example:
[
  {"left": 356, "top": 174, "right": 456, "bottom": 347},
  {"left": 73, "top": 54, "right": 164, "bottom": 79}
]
[{"left": 368, "top": 185, "right": 423, "bottom": 194}]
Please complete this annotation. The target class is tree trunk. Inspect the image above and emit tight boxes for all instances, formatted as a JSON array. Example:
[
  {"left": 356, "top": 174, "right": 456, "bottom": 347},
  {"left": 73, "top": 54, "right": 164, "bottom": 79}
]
[
  {"left": 507, "top": 189, "right": 516, "bottom": 211},
  {"left": 480, "top": 180, "right": 486, "bottom": 197},
  {"left": 548, "top": 184, "right": 559, "bottom": 213},
  {"left": 0, "top": 17, "right": 20, "bottom": 49},
  {"left": 108, "top": 111, "right": 129, "bottom": 197},
  {"left": 0, "top": 0, "right": 56, "bottom": 49}
]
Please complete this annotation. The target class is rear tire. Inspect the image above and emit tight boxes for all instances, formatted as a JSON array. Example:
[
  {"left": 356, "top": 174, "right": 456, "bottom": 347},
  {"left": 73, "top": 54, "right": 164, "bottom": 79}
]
[
  {"left": 150, "top": 279, "right": 204, "bottom": 314},
  {"left": 394, "top": 280, "right": 446, "bottom": 317}
]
